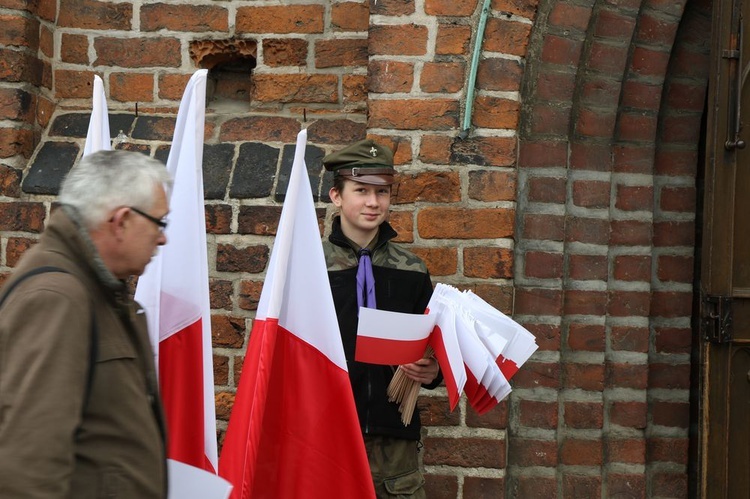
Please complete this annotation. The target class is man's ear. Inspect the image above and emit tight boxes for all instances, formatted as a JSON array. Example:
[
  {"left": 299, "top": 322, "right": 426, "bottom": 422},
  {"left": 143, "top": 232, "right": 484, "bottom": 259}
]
[
  {"left": 329, "top": 186, "right": 342, "bottom": 207},
  {"left": 108, "top": 207, "right": 129, "bottom": 240}
]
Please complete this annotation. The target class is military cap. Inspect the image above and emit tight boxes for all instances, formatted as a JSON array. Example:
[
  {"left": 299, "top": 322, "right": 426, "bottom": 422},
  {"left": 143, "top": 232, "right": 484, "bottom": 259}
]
[{"left": 323, "top": 139, "right": 396, "bottom": 186}]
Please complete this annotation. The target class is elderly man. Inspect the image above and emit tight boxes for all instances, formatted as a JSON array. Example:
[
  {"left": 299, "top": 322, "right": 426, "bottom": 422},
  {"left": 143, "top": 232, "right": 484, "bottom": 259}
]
[{"left": 0, "top": 150, "right": 171, "bottom": 498}]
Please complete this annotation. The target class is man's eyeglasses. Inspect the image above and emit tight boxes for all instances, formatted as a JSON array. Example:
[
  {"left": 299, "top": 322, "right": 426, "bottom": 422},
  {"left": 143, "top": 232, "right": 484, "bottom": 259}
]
[{"left": 129, "top": 206, "right": 168, "bottom": 231}]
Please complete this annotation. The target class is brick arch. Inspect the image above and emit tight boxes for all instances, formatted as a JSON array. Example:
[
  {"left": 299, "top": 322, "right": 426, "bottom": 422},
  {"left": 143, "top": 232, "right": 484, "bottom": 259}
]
[{"left": 513, "top": 0, "right": 711, "bottom": 494}]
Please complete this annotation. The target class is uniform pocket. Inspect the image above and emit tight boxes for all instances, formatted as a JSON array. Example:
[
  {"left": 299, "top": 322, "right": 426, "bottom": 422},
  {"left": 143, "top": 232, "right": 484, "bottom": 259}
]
[{"left": 383, "top": 468, "right": 425, "bottom": 496}]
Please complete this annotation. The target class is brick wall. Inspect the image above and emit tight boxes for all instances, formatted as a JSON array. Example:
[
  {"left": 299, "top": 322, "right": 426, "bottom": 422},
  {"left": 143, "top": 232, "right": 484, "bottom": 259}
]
[{"left": 0, "top": 0, "right": 708, "bottom": 497}]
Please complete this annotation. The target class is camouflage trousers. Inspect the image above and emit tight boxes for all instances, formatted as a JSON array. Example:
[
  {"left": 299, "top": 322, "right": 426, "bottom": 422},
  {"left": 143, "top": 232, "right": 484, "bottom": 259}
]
[{"left": 364, "top": 435, "right": 426, "bottom": 499}]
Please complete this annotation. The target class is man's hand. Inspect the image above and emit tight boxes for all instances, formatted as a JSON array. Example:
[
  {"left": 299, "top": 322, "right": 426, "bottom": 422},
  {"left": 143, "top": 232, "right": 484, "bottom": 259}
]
[{"left": 399, "top": 356, "right": 439, "bottom": 385}]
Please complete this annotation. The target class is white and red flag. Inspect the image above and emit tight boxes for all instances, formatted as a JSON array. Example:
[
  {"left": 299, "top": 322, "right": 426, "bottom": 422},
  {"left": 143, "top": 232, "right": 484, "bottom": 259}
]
[
  {"left": 135, "top": 69, "right": 218, "bottom": 472},
  {"left": 83, "top": 75, "right": 111, "bottom": 156},
  {"left": 218, "top": 129, "right": 375, "bottom": 499}
]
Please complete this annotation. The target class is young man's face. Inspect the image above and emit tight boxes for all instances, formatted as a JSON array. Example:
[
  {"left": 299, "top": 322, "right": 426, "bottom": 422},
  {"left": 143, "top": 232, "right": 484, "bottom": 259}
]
[{"left": 330, "top": 180, "right": 391, "bottom": 243}]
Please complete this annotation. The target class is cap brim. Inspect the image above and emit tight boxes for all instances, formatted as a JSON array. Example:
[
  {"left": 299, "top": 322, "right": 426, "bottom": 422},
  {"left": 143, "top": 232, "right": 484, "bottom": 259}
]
[{"left": 343, "top": 174, "right": 395, "bottom": 186}]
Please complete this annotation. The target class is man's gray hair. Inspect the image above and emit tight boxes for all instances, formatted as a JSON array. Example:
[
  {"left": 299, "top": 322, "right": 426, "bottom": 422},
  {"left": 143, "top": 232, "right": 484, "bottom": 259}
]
[{"left": 59, "top": 150, "right": 173, "bottom": 229}]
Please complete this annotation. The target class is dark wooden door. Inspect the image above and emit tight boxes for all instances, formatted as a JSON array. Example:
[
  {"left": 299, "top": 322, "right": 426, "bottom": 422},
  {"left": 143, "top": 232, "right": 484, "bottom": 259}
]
[{"left": 702, "top": 0, "right": 750, "bottom": 494}]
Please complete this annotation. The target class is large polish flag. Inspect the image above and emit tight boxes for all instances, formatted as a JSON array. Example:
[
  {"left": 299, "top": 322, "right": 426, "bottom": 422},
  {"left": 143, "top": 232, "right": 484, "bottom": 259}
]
[
  {"left": 219, "top": 129, "right": 375, "bottom": 499},
  {"left": 83, "top": 75, "right": 111, "bottom": 155},
  {"left": 135, "top": 69, "right": 218, "bottom": 472}
]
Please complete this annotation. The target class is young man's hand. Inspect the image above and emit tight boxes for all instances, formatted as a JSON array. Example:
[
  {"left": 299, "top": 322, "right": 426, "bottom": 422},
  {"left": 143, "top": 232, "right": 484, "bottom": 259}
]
[{"left": 399, "top": 357, "right": 439, "bottom": 384}]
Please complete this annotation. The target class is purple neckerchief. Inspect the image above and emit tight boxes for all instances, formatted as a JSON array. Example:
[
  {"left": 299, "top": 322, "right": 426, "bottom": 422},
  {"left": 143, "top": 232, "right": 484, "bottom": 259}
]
[{"left": 356, "top": 248, "right": 376, "bottom": 310}]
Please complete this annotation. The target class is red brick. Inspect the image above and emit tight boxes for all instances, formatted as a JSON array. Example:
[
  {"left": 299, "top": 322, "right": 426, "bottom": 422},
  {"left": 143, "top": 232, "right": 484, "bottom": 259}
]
[
  {"left": 567, "top": 323, "right": 605, "bottom": 352},
  {"left": 464, "top": 246, "right": 513, "bottom": 278},
  {"left": 622, "top": 80, "right": 662, "bottom": 110},
  {"left": 508, "top": 438, "right": 557, "bottom": 466},
  {"left": 60, "top": 33, "right": 88, "bottom": 64},
  {"left": 522, "top": 214, "right": 565, "bottom": 241},
  {"left": 654, "top": 326, "right": 691, "bottom": 354},
  {"left": 236, "top": 5, "right": 324, "bottom": 34},
  {"left": 647, "top": 437, "right": 689, "bottom": 464},
  {"left": 470, "top": 284, "right": 513, "bottom": 313},
  {"left": 654, "top": 149, "right": 697, "bottom": 176},
  {"left": 568, "top": 254, "right": 608, "bottom": 280},
  {"left": 512, "top": 360, "right": 561, "bottom": 389},
  {"left": 516, "top": 476, "right": 556, "bottom": 498},
  {"left": 370, "top": 0, "right": 415, "bottom": 15},
  {"left": 652, "top": 471, "right": 688, "bottom": 497},
  {"left": 94, "top": 37, "right": 181, "bottom": 68},
  {"left": 616, "top": 184, "right": 653, "bottom": 211},
  {"left": 610, "top": 326, "right": 649, "bottom": 352},
  {"left": 610, "top": 220, "right": 652, "bottom": 246},
  {"left": 564, "top": 401, "right": 603, "bottom": 428},
  {"left": 213, "top": 355, "right": 228, "bottom": 385},
  {"left": 110, "top": 73, "right": 154, "bottom": 102},
  {"left": 39, "top": 24, "right": 52, "bottom": 57},
  {"left": 205, "top": 205, "right": 232, "bottom": 235},
  {"left": 58, "top": 0, "right": 132, "bottom": 29},
  {"left": 466, "top": 400, "right": 508, "bottom": 429},
  {"left": 211, "top": 315, "right": 246, "bottom": 348},
  {"left": 566, "top": 217, "right": 609, "bottom": 245},
  {"left": 660, "top": 185, "right": 696, "bottom": 212},
  {"left": 220, "top": 116, "right": 301, "bottom": 143},
  {"left": 549, "top": 3, "right": 591, "bottom": 30},
  {"left": 572, "top": 180, "right": 610, "bottom": 208},
  {"left": 0, "top": 88, "right": 34, "bottom": 122},
  {"left": 491, "top": 0, "right": 539, "bottom": 18},
  {"left": 367, "top": 60, "right": 413, "bottom": 93},
  {"left": 648, "top": 363, "right": 690, "bottom": 390},
  {"left": 209, "top": 280, "right": 233, "bottom": 310},
  {"left": 665, "top": 82, "right": 706, "bottom": 112},
  {"left": 614, "top": 144, "right": 657, "bottom": 174},
  {"left": 0, "top": 202, "right": 45, "bottom": 232},
  {"left": 588, "top": 41, "right": 629, "bottom": 74},
  {"left": 525, "top": 323, "right": 561, "bottom": 352},
  {"left": 560, "top": 438, "right": 603, "bottom": 465},
  {"left": 420, "top": 62, "right": 466, "bottom": 93},
  {"left": 343, "top": 74, "right": 367, "bottom": 104},
  {"left": 369, "top": 99, "right": 459, "bottom": 130},
  {"left": 252, "top": 74, "right": 337, "bottom": 103},
  {"left": 654, "top": 221, "right": 694, "bottom": 246},
  {"left": 528, "top": 103, "right": 570, "bottom": 135},
  {"left": 410, "top": 247, "right": 456, "bottom": 276},
  {"left": 0, "top": 128, "right": 35, "bottom": 158},
  {"left": 425, "top": 0, "right": 478, "bottom": 16},
  {"left": 435, "top": 24, "right": 472, "bottom": 55},
  {"left": 418, "top": 207, "right": 514, "bottom": 238},
  {"left": 562, "top": 474, "right": 601, "bottom": 497},
  {"left": 0, "top": 14, "right": 38, "bottom": 47},
  {"left": 594, "top": 10, "right": 637, "bottom": 39},
  {"left": 453, "top": 136, "right": 517, "bottom": 167},
  {"left": 370, "top": 24, "right": 428, "bottom": 56},
  {"left": 477, "top": 57, "right": 523, "bottom": 92},
  {"left": 619, "top": 112, "right": 659, "bottom": 142},
  {"left": 424, "top": 475, "right": 459, "bottom": 499},
  {"left": 609, "top": 400, "right": 647, "bottom": 428},
  {"left": 563, "top": 363, "right": 604, "bottom": 391},
  {"left": 652, "top": 401, "right": 690, "bottom": 428},
  {"left": 262, "top": 38, "right": 307, "bottom": 67},
  {"left": 423, "top": 437, "right": 505, "bottom": 468},
  {"left": 418, "top": 396, "right": 460, "bottom": 427},
  {"left": 388, "top": 211, "right": 413, "bottom": 243},
  {"left": 637, "top": 12, "right": 679, "bottom": 45},
  {"left": 464, "top": 477, "right": 505, "bottom": 499},
  {"left": 524, "top": 251, "right": 563, "bottom": 279},
  {"left": 519, "top": 399, "right": 558, "bottom": 428},
  {"left": 651, "top": 291, "right": 693, "bottom": 318},
  {"left": 576, "top": 107, "right": 617, "bottom": 138},
  {"left": 331, "top": 2, "right": 369, "bottom": 31},
  {"left": 216, "top": 244, "right": 269, "bottom": 273},
  {"left": 608, "top": 474, "right": 646, "bottom": 499},
  {"left": 483, "top": 18, "right": 531, "bottom": 57},
  {"left": 238, "top": 280, "right": 263, "bottom": 311},
  {"left": 514, "top": 286, "right": 563, "bottom": 316},
  {"left": 528, "top": 175, "right": 566, "bottom": 204},
  {"left": 468, "top": 170, "right": 516, "bottom": 201},
  {"left": 580, "top": 78, "right": 621, "bottom": 109},
  {"left": 0, "top": 164, "right": 22, "bottom": 197},
  {"left": 315, "top": 38, "right": 367, "bottom": 68},
  {"left": 541, "top": 34, "right": 583, "bottom": 65},
  {"left": 55, "top": 69, "right": 96, "bottom": 98},
  {"left": 607, "top": 362, "right": 648, "bottom": 389},
  {"left": 657, "top": 255, "right": 693, "bottom": 283},
  {"left": 396, "top": 172, "right": 460, "bottom": 204},
  {"left": 141, "top": 4, "right": 228, "bottom": 32},
  {"left": 631, "top": 46, "right": 671, "bottom": 77},
  {"left": 564, "top": 290, "right": 607, "bottom": 315},
  {"left": 613, "top": 254, "right": 651, "bottom": 282},
  {"left": 606, "top": 439, "right": 646, "bottom": 464},
  {"left": 519, "top": 140, "right": 567, "bottom": 168},
  {"left": 215, "top": 392, "right": 234, "bottom": 421},
  {"left": 5, "top": 236, "right": 35, "bottom": 266}
]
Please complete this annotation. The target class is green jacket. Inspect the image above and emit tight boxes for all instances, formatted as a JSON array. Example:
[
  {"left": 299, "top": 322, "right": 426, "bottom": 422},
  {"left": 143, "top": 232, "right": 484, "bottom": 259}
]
[{"left": 0, "top": 207, "right": 167, "bottom": 498}]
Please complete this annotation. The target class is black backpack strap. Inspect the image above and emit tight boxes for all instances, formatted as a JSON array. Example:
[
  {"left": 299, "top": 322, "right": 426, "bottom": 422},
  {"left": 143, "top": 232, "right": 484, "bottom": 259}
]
[{"left": 0, "top": 266, "right": 98, "bottom": 430}]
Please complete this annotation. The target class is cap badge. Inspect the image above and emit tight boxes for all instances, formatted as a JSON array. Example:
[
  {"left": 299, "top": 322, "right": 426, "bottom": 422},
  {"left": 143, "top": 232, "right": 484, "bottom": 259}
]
[{"left": 370, "top": 146, "right": 378, "bottom": 157}]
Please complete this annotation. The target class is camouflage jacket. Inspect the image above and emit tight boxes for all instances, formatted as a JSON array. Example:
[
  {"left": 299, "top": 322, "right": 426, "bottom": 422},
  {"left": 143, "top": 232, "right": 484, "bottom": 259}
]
[{"left": 323, "top": 216, "right": 438, "bottom": 441}]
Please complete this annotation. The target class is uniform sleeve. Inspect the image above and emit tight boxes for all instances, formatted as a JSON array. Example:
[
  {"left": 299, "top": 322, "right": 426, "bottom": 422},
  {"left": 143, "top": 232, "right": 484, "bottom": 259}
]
[{"left": 0, "top": 276, "right": 91, "bottom": 498}]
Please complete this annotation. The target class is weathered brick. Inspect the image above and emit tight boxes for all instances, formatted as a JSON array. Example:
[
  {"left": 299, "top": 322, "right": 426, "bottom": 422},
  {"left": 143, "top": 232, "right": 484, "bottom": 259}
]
[
  {"left": 420, "top": 62, "right": 466, "bottom": 93},
  {"left": 216, "top": 244, "right": 269, "bottom": 273},
  {"left": 110, "top": 73, "right": 154, "bottom": 102},
  {"left": 613, "top": 254, "right": 651, "bottom": 282},
  {"left": 424, "top": 474, "right": 459, "bottom": 499},
  {"left": 588, "top": 42, "right": 630, "bottom": 75},
  {"left": 0, "top": 14, "right": 38, "bottom": 47},
  {"left": 213, "top": 354, "right": 229, "bottom": 385},
  {"left": 562, "top": 474, "right": 601, "bottom": 497},
  {"left": 654, "top": 326, "right": 691, "bottom": 354},
  {"left": 561, "top": 438, "right": 603, "bottom": 466},
  {"left": 342, "top": 74, "right": 367, "bottom": 104},
  {"left": 567, "top": 323, "right": 605, "bottom": 351},
  {"left": 652, "top": 401, "right": 689, "bottom": 428},
  {"left": 468, "top": 170, "right": 516, "bottom": 202},
  {"left": 307, "top": 120, "right": 367, "bottom": 145},
  {"left": 576, "top": 107, "right": 617, "bottom": 138},
  {"left": 209, "top": 280, "right": 233, "bottom": 310},
  {"left": 5, "top": 236, "right": 35, "bottom": 266},
  {"left": 60, "top": 33, "right": 89, "bottom": 64},
  {"left": 0, "top": 49, "right": 43, "bottom": 85},
  {"left": 315, "top": 38, "right": 367, "bottom": 68},
  {"left": 516, "top": 476, "right": 557, "bottom": 498},
  {"left": 610, "top": 219, "right": 652, "bottom": 246},
  {"left": 0, "top": 202, "right": 46, "bottom": 232},
  {"left": 417, "top": 396, "right": 460, "bottom": 426},
  {"left": 435, "top": 24, "right": 472, "bottom": 55},
  {"left": 141, "top": 3, "right": 228, "bottom": 32},
  {"left": 568, "top": 254, "right": 607, "bottom": 281},
  {"left": 58, "top": 0, "right": 132, "bottom": 29},
  {"left": 472, "top": 96, "right": 519, "bottom": 129},
  {"left": 369, "top": 99, "right": 459, "bottom": 130},
  {"left": 55, "top": 69, "right": 97, "bottom": 99},
  {"left": 370, "top": 24, "right": 428, "bottom": 56},
  {"left": 524, "top": 250, "right": 563, "bottom": 279},
  {"left": 483, "top": 18, "right": 531, "bottom": 56},
  {"left": 262, "top": 38, "right": 307, "bottom": 67},
  {"left": 470, "top": 283, "right": 513, "bottom": 313},
  {"left": 525, "top": 322, "right": 561, "bottom": 351},
  {"left": 22, "top": 141, "right": 79, "bottom": 194},
  {"left": 94, "top": 37, "right": 182, "bottom": 68},
  {"left": 610, "top": 325, "right": 649, "bottom": 352},
  {"left": 388, "top": 211, "right": 414, "bottom": 243},
  {"left": 205, "top": 204, "right": 232, "bottom": 235},
  {"left": 424, "top": 437, "right": 505, "bottom": 468},
  {"left": 647, "top": 437, "right": 689, "bottom": 464},
  {"left": 528, "top": 103, "right": 571, "bottom": 135},
  {"left": 648, "top": 363, "right": 690, "bottom": 390},
  {"left": 514, "top": 287, "right": 563, "bottom": 316},
  {"left": 567, "top": 217, "right": 609, "bottom": 245},
  {"left": 606, "top": 439, "right": 646, "bottom": 464},
  {"left": 528, "top": 175, "right": 566, "bottom": 204},
  {"left": 0, "top": 164, "right": 22, "bottom": 198},
  {"left": 131, "top": 116, "right": 177, "bottom": 141},
  {"left": 237, "top": 206, "right": 282, "bottom": 236},
  {"left": 452, "top": 136, "right": 516, "bottom": 167},
  {"left": 464, "top": 246, "right": 513, "bottom": 278},
  {"left": 512, "top": 360, "right": 561, "bottom": 389},
  {"left": 220, "top": 117, "right": 300, "bottom": 144},
  {"left": 651, "top": 291, "right": 693, "bottom": 318},
  {"left": 409, "top": 247, "right": 457, "bottom": 276},
  {"left": 238, "top": 280, "right": 263, "bottom": 311},
  {"left": 654, "top": 220, "right": 695, "bottom": 246},
  {"left": 395, "top": 171, "right": 460, "bottom": 204},
  {"left": 541, "top": 34, "right": 583, "bottom": 65},
  {"left": 549, "top": 3, "right": 592, "bottom": 31},
  {"left": 0, "top": 127, "right": 35, "bottom": 159},
  {"left": 418, "top": 207, "right": 514, "bottom": 239},
  {"left": 608, "top": 473, "right": 646, "bottom": 498},
  {"left": 331, "top": 2, "right": 369, "bottom": 31},
  {"left": 0, "top": 88, "right": 34, "bottom": 123},
  {"left": 614, "top": 144, "right": 657, "bottom": 174},
  {"left": 236, "top": 5, "right": 324, "bottom": 34},
  {"left": 660, "top": 185, "right": 696, "bottom": 212},
  {"left": 564, "top": 362, "right": 605, "bottom": 391},
  {"left": 492, "top": 0, "right": 539, "bottom": 19},
  {"left": 425, "top": 0, "right": 477, "bottom": 15},
  {"left": 466, "top": 399, "right": 508, "bottom": 429},
  {"left": 464, "top": 477, "right": 505, "bottom": 499},
  {"left": 368, "top": 61, "right": 414, "bottom": 93},
  {"left": 215, "top": 391, "right": 234, "bottom": 420},
  {"left": 564, "top": 401, "right": 603, "bottom": 428},
  {"left": 651, "top": 471, "right": 688, "bottom": 497},
  {"left": 252, "top": 74, "right": 338, "bottom": 103},
  {"left": 572, "top": 180, "right": 610, "bottom": 208}
]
